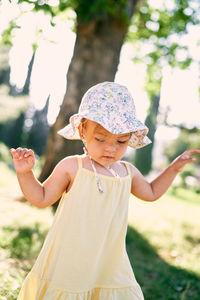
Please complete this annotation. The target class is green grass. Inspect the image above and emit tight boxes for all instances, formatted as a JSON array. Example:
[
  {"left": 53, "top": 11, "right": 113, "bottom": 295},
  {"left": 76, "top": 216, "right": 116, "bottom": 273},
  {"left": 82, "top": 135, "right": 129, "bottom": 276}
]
[
  {"left": 0, "top": 161, "right": 200, "bottom": 299},
  {"left": 128, "top": 191, "right": 200, "bottom": 299},
  {"left": 168, "top": 186, "right": 200, "bottom": 204},
  {"left": 126, "top": 226, "right": 200, "bottom": 300},
  {"left": 0, "top": 160, "right": 53, "bottom": 300},
  {"left": 0, "top": 224, "right": 48, "bottom": 300}
]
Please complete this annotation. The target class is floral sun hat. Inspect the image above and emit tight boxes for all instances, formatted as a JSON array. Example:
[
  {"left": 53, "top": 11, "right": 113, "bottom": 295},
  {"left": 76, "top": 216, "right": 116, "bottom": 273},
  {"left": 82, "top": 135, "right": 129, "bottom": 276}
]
[{"left": 57, "top": 81, "right": 151, "bottom": 149}]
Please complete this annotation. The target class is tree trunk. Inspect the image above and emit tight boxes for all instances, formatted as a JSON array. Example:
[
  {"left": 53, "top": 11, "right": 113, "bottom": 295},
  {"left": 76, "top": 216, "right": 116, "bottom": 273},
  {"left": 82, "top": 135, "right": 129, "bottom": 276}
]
[
  {"left": 0, "top": 45, "right": 10, "bottom": 85},
  {"left": 39, "top": 0, "right": 139, "bottom": 182},
  {"left": 22, "top": 51, "right": 35, "bottom": 95},
  {"left": 134, "top": 94, "right": 160, "bottom": 175}
]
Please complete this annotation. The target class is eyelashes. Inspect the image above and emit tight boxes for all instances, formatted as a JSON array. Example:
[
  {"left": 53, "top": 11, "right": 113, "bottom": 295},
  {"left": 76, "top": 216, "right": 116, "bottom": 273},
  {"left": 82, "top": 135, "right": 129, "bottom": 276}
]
[
  {"left": 95, "top": 138, "right": 128, "bottom": 144},
  {"left": 95, "top": 138, "right": 104, "bottom": 142}
]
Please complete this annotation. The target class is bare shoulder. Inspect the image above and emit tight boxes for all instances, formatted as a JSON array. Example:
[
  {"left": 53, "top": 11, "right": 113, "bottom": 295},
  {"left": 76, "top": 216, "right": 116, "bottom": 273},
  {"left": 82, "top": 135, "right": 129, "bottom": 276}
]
[{"left": 57, "top": 155, "right": 79, "bottom": 179}]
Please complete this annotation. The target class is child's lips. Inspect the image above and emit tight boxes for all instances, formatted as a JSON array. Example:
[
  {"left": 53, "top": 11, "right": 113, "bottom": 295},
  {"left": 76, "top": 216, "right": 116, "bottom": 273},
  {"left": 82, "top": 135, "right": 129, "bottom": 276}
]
[{"left": 103, "top": 156, "right": 114, "bottom": 159}]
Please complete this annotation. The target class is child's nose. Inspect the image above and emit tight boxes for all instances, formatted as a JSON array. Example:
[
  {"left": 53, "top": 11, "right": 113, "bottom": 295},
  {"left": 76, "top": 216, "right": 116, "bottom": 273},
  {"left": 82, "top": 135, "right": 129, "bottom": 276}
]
[{"left": 105, "top": 142, "right": 116, "bottom": 152}]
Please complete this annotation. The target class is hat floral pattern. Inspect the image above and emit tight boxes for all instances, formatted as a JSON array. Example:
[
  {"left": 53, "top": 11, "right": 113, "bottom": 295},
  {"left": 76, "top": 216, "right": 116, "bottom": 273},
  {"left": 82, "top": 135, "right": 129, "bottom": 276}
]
[{"left": 57, "top": 82, "right": 151, "bottom": 149}]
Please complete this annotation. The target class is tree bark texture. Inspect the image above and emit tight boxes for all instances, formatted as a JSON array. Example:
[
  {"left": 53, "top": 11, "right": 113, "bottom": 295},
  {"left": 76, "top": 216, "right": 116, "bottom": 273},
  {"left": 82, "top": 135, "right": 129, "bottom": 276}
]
[{"left": 39, "top": 0, "right": 140, "bottom": 182}]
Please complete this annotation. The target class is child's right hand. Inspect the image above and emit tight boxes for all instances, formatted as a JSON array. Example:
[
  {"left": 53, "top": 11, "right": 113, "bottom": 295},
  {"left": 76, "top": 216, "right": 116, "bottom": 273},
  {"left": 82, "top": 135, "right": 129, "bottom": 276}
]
[{"left": 10, "top": 147, "right": 35, "bottom": 174}]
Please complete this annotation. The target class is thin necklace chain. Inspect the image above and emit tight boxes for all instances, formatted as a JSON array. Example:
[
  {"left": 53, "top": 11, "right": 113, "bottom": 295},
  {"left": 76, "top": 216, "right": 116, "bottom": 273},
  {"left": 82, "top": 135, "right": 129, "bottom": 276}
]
[
  {"left": 88, "top": 154, "right": 104, "bottom": 193},
  {"left": 105, "top": 165, "right": 120, "bottom": 178},
  {"left": 85, "top": 150, "right": 120, "bottom": 194}
]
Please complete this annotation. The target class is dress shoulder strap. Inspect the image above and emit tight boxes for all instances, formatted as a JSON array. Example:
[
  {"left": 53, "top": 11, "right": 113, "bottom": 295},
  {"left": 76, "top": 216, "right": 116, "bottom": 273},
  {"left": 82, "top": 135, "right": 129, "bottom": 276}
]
[
  {"left": 121, "top": 160, "right": 132, "bottom": 177},
  {"left": 76, "top": 155, "right": 83, "bottom": 169}
]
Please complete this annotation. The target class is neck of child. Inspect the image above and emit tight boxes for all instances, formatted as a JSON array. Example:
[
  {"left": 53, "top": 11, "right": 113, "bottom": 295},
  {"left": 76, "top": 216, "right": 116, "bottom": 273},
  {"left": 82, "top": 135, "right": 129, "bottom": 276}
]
[
  {"left": 82, "top": 151, "right": 120, "bottom": 193},
  {"left": 84, "top": 153, "right": 115, "bottom": 168},
  {"left": 85, "top": 154, "right": 120, "bottom": 179}
]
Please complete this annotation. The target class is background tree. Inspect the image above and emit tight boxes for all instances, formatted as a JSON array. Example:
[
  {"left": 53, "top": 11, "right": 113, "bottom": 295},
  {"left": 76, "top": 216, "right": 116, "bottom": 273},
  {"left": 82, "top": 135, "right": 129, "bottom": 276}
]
[
  {"left": 128, "top": 0, "right": 200, "bottom": 174},
  {"left": 134, "top": 95, "right": 159, "bottom": 174},
  {"left": 38, "top": 0, "right": 200, "bottom": 179},
  {"left": 36, "top": 0, "right": 140, "bottom": 181},
  {"left": 2, "top": 0, "right": 200, "bottom": 179}
]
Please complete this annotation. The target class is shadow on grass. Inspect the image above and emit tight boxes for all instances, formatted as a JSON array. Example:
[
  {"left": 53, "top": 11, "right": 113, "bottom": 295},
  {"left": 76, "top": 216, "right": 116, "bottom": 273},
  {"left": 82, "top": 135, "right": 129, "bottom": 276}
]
[
  {"left": 0, "top": 224, "right": 200, "bottom": 300},
  {"left": 0, "top": 223, "right": 47, "bottom": 261},
  {"left": 126, "top": 225, "right": 200, "bottom": 300}
]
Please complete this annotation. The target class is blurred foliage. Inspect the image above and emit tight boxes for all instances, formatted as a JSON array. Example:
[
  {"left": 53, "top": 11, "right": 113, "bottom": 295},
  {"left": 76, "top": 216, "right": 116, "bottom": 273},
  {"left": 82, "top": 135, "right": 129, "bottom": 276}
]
[
  {"left": 0, "top": 86, "right": 27, "bottom": 122},
  {"left": 16, "top": 0, "right": 132, "bottom": 24},
  {"left": 24, "top": 100, "right": 50, "bottom": 156},
  {"left": 72, "top": 0, "right": 132, "bottom": 24},
  {"left": 127, "top": 0, "right": 200, "bottom": 98},
  {"left": 0, "top": 108, "right": 49, "bottom": 156},
  {"left": 170, "top": 185, "right": 200, "bottom": 202},
  {"left": 0, "top": 142, "right": 13, "bottom": 165},
  {"left": 164, "top": 130, "right": 200, "bottom": 191},
  {"left": 3, "top": 0, "right": 200, "bottom": 98},
  {"left": 0, "top": 46, "right": 10, "bottom": 86},
  {"left": 0, "top": 20, "right": 20, "bottom": 46},
  {"left": 127, "top": 0, "right": 200, "bottom": 174},
  {"left": 0, "top": 85, "right": 27, "bottom": 151},
  {"left": 0, "top": 111, "right": 27, "bottom": 150},
  {"left": 0, "top": 46, "right": 10, "bottom": 72},
  {"left": 0, "top": 85, "right": 49, "bottom": 156},
  {"left": 164, "top": 130, "right": 200, "bottom": 164},
  {"left": 4, "top": 0, "right": 199, "bottom": 99}
]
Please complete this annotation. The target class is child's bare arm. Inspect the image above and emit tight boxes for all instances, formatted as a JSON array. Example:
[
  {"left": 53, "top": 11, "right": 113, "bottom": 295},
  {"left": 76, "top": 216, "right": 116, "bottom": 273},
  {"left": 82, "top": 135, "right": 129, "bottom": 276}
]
[
  {"left": 10, "top": 148, "right": 71, "bottom": 208},
  {"left": 130, "top": 149, "right": 200, "bottom": 201}
]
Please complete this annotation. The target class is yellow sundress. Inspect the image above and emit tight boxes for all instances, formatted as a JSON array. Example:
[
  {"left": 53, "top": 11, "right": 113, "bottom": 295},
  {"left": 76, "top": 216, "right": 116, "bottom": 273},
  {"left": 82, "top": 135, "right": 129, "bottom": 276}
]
[{"left": 17, "top": 155, "right": 144, "bottom": 300}]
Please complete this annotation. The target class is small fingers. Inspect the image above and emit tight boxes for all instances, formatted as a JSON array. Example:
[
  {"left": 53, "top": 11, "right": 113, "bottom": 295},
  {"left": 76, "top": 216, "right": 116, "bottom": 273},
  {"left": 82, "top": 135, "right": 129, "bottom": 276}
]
[
  {"left": 26, "top": 149, "right": 35, "bottom": 161},
  {"left": 23, "top": 149, "right": 34, "bottom": 158},
  {"left": 10, "top": 148, "right": 19, "bottom": 158},
  {"left": 10, "top": 148, "right": 15, "bottom": 155},
  {"left": 181, "top": 149, "right": 200, "bottom": 160},
  {"left": 184, "top": 149, "right": 200, "bottom": 156},
  {"left": 10, "top": 147, "right": 34, "bottom": 159},
  {"left": 16, "top": 147, "right": 26, "bottom": 159}
]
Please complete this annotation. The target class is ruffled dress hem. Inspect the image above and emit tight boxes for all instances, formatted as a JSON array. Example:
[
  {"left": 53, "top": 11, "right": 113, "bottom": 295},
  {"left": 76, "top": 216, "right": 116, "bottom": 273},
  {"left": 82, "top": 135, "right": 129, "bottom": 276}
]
[{"left": 18, "top": 272, "right": 144, "bottom": 300}]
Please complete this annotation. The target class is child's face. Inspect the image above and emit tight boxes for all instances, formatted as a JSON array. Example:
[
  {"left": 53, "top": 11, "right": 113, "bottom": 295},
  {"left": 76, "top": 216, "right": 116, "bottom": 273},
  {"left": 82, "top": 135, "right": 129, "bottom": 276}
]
[{"left": 82, "top": 120, "right": 131, "bottom": 166}]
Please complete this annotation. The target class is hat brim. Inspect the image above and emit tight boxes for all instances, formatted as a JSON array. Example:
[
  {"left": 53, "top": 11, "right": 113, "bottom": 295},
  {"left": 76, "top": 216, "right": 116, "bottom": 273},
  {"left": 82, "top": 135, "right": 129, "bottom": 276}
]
[{"left": 57, "top": 113, "right": 151, "bottom": 149}]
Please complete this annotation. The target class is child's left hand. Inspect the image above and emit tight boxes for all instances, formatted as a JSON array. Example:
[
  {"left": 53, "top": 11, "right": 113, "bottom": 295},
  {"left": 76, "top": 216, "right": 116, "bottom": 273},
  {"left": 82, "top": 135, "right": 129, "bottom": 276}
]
[{"left": 171, "top": 149, "right": 200, "bottom": 172}]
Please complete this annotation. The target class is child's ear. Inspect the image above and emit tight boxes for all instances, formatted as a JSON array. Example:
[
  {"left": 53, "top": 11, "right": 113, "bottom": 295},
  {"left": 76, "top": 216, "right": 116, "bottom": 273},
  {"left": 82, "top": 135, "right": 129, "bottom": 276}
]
[{"left": 78, "top": 118, "right": 87, "bottom": 139}]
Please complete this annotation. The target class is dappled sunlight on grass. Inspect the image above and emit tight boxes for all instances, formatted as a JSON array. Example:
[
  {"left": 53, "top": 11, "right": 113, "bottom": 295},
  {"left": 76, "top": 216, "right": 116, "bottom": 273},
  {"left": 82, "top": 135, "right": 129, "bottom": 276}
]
[
  {"left": 126, "top": 226, "right": 200, "bottom": 300},
  {"left": 128, "top": 192, "right": 200, "bottom": 277},
  {"left": 0, "top": 161, "right": 53, "bottom": 299},
  {"left": 0, "top": 224, "right": 48, "bottom": 300},
  {"left": 0, "top": 162, "right": 19, "bottom": 190}
]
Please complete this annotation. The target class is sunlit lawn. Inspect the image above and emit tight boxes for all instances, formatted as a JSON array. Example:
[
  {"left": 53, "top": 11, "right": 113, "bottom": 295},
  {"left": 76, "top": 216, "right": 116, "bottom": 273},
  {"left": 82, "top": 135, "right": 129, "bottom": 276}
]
[
  {"left": 0, "top": 162, "right": 53, "bottom": 300},
  {"left": 127, "top": 191, "right": 200, "bottom": 299},
  {"left": 0, "top": 161, "right": 200, "bottom": 300}
]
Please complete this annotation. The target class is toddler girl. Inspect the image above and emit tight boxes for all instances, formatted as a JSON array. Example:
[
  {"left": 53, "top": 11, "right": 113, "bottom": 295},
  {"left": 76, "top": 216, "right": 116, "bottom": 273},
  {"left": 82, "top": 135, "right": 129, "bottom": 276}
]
[{"left": 10, "top": 82, "right": 200, "bottom": 300}]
